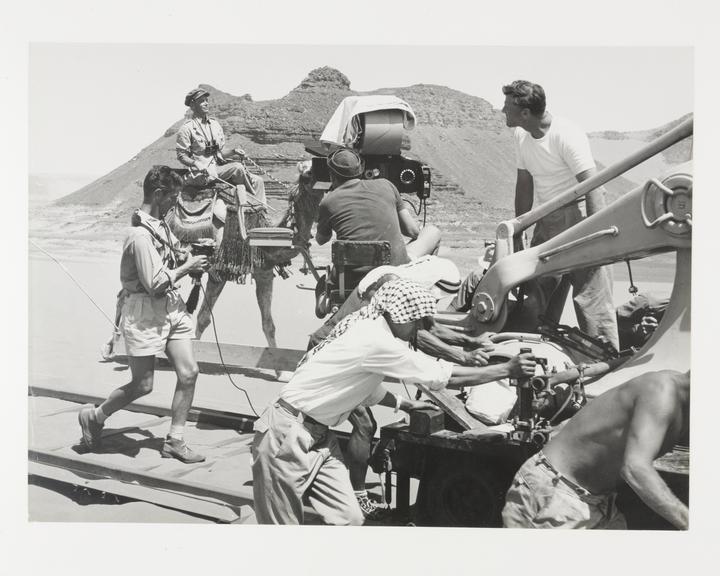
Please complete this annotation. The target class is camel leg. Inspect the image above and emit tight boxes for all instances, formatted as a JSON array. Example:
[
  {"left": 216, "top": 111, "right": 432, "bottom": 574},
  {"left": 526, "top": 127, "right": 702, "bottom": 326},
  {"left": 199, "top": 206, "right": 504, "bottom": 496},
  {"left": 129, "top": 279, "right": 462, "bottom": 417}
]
[
  {"left": 253, "top": 267, "right": 286, "bottom": 380},
  {"left": 195, "top": 275, "right": 227, "bottom": 339},
  {"left": 253, "top": 268, "right": 277, "bottom": 347}
]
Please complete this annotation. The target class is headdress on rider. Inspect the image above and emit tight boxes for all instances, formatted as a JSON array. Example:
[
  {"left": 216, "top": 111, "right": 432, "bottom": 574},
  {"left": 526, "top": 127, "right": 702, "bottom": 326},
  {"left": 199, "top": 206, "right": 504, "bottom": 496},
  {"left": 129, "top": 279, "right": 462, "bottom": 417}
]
[{"left": 185, "top": 88, "right": 210, "bottom": 107}]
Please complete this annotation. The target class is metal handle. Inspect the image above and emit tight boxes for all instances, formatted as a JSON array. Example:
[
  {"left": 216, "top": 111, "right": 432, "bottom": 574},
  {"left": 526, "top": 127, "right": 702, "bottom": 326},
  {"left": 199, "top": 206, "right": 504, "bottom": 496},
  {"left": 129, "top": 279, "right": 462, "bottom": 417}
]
[{"left": 539, "top": 226, "right": 619, "bottom": 262}]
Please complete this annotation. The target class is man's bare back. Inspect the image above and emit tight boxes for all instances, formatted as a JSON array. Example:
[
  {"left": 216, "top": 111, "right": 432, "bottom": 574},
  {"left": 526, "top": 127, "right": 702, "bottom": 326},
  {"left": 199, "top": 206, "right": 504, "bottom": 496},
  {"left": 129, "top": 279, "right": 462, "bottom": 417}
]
[
  {"left": 537, "top": 369, "right": 690, "bottom": 529},
  {"left": 543, "top": 370, "right": 688, "bottom": 494},
  {"left": 503, "top": 370, "right": 689, "bottom": 529}
]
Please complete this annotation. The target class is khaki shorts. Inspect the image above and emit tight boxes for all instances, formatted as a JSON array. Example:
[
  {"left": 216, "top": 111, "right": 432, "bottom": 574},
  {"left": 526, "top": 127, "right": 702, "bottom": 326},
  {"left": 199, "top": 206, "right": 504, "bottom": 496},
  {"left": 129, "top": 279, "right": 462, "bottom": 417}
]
[
  {"left": 502, "top": 452, "right": 626, "bottom": 529},
  {"left": 121, "top": 291, "right": 194, "bottom": 357}
]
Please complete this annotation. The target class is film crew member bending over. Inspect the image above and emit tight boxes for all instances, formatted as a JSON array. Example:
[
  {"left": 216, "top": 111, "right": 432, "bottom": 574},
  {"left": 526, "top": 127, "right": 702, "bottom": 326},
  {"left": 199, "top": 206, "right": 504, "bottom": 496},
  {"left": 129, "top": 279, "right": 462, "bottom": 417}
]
[
  {"left": 78, "top": 166, "right": 210, "bottom": 463},
  {"left": 176, "top": 87, "right": 265, "bottom": 205},
  {"left": 503, "top": 369, "right": 690, "bottom": 529},
  {"left": 307, "top": 262, "right": 497, "bottom": 518},
  {"left": 252, "top": 279, "right": 537, "bottom": 525}
]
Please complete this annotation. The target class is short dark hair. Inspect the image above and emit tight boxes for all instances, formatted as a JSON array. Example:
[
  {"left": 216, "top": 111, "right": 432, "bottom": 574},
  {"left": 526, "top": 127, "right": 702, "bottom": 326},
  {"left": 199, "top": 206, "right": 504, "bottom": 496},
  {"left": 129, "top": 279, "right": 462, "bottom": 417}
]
[
  {"left": 502, "top": 80, "right": 546, "bottom": 117},
  {"left": 142, "top": 165, "right": 183, "bottom": 203}
]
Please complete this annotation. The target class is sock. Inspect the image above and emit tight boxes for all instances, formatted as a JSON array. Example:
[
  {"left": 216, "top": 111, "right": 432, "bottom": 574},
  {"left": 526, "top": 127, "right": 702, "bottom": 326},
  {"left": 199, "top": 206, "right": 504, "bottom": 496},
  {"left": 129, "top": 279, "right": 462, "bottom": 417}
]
[
  {"left": 94, "top": 406, "right": 109, "bottom": 425},
  {"left": 168, "top": 425, "right": 185, "bottom": 441},
  {"left": 354, "top": 490, "right": 368, "bottom": 500}
]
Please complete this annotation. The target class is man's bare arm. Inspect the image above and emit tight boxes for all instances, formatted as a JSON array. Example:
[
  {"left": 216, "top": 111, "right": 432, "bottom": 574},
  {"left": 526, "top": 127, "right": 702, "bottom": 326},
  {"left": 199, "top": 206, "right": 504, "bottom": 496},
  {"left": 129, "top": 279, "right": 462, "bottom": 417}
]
[
  {"left": 445, "top": 354, "right": 536, "bottom": 389},
  {"left": 398, "top": 208, "right": 421, "bottom": 240},
  {"left": 416, "top": 329, "right": 489, "bottom": 366},
  {"left": 428, "top": 320, "right": 494, "bottom": 349},
  {"left": 620, "top": 382, "right": 688, "bottom": 529},
  {"left": 515, "top": 169, "right": 534, "bottom": 217},
  {"left": 575, "top": 168, "right": 607, "bottom": 216}
]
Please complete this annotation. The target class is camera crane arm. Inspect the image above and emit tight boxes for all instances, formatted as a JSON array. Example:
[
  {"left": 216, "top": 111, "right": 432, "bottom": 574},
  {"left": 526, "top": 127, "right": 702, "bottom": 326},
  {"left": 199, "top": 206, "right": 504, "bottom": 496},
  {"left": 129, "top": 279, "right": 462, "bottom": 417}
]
[{"left": 444, "top": 117, "right": 694, "bottom": 335}]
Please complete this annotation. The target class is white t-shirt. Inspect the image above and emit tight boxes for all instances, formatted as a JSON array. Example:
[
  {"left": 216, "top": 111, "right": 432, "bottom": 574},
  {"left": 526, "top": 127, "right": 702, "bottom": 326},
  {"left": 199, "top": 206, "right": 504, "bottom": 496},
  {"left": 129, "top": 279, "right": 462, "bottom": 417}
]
[
  {"left": 514, "top": 116, "right": 596, "bottom": 206},
  {"left": 281, "top": 317, "right": 453, "bottom": 427}
]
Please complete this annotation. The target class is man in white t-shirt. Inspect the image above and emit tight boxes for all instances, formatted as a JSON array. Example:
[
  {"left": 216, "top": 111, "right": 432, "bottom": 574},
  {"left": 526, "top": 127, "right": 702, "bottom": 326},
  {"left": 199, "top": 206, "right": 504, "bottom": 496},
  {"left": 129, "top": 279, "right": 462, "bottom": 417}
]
[
  {"left": 499, "top": 79, "right": 618, "bottom": 349},
  {"left": 251, "top": 279, "right": 537, "bottom": 524}
]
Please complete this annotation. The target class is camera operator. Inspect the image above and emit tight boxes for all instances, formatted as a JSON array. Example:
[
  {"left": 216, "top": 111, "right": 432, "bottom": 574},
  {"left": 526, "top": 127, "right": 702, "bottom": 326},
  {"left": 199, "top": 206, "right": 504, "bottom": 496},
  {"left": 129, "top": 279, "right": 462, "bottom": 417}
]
[
  {"left": 78, "top": 166, "right": 210, "bottom": 463},
  {"left": 316, "top": 148, "right": 441, "bottom": 265},
  {"left": 176, "top": 87, "right": 266, "bottom": 205}
]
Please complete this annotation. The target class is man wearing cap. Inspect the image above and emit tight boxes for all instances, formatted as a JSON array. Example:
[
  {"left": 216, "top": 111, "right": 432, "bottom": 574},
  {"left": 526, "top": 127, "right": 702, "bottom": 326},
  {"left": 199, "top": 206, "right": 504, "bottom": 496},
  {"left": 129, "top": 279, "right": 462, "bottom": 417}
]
[
  {"left": 316, "top": 148, "right": 441, "bottom": 267},
  {"left": 251, "top": 279, "right": 537, "bottom": 524},
  {"left": 176, "top": 87, "right": 266, "bottom": 205}
]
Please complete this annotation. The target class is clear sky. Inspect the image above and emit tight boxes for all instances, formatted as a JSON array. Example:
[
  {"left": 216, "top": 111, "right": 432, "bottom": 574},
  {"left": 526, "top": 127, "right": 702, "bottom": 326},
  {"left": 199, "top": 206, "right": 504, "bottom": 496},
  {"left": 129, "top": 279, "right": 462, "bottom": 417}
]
[{"left": 29, "top": 44, "right": 693, "bottom": 177}]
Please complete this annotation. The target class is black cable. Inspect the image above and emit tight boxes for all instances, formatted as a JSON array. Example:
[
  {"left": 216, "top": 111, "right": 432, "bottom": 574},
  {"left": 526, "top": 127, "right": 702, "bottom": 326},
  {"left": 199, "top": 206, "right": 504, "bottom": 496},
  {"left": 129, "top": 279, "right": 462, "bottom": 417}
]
[{"left": 201, "top": 283, "right": 260, "bottom": 417}]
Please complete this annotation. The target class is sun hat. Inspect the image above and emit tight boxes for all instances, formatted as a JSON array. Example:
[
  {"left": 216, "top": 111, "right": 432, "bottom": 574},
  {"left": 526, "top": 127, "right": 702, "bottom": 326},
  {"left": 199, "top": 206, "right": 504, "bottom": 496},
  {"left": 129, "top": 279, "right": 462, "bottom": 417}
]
[{"left": 327, "top": 148, "right": 363, "bottom": 179}]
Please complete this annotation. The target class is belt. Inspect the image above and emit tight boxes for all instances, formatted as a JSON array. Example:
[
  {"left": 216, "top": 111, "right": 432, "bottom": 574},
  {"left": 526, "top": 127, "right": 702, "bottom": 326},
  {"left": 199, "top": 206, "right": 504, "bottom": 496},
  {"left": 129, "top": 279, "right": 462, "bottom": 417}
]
[
  {"left": 277, "top": 398, "right": 324, "bottom": 427},
  {"left": 536, "top": 452, "right": 592, "bottom": 496}
]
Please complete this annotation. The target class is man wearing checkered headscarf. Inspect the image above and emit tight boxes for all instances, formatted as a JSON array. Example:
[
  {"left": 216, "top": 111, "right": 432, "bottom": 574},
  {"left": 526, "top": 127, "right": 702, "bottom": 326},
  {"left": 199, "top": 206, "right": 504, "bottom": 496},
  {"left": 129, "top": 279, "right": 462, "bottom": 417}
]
[
  {"left": 251, "top": 278, "right": 538, "bottom": 525},
  {"left": 251, "top": 279, "right": 452, "bottom": 525},
  {"left": 300, "top": 278, "right": 437, "bottom": 366}
]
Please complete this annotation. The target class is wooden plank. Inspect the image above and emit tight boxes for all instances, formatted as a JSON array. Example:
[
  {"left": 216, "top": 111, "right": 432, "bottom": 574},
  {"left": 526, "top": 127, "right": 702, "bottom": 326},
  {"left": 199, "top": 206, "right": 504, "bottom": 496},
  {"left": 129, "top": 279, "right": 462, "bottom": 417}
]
[
  {"left": 29, "top": 448, "right": 253, "bottom": 505},
  {"left": 29, "top": 385, "right": 258, "bottom": 432},
  {"left": 415, "top": 384, "right": 489, "bottom": 432},
  {"left": 113, "top": 341, "right": 306, "bottom": 373},
  {"left": 28, "top": 448, "right": 323, "bottom": 524},
  {"left": 29, "top": 462, "right": 243, "bottom": 523},
  {"left": 28, "top": 386, "right": 354, "bottom": 448}
]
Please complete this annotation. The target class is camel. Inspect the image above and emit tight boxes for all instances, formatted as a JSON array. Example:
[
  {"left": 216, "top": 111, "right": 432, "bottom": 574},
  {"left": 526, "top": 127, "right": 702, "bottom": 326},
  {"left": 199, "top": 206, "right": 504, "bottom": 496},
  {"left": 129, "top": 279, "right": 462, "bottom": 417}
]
[
  {"left": 194, "top": 161, "right": 322, "bottom": 348},
  {"left": 100, "top": 161, "right": 322, "bottom": 364}
]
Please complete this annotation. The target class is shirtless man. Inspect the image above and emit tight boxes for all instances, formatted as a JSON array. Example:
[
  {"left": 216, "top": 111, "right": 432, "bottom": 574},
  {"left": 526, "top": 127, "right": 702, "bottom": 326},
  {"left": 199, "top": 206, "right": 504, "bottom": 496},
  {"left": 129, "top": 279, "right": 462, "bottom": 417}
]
[{"left": 502, "top": 370, "right": 690, "bottom": 529}]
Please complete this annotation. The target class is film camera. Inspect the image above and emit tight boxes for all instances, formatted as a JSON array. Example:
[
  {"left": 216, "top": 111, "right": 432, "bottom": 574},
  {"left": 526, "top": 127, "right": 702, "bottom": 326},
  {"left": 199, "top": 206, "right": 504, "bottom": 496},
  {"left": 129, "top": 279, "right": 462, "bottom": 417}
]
[
  {"left": 185, "top": 238, "right": 216, "bottom": 314},
  {"left": 306, "top": 108, "right": 431, "bottom": 200},
  {"left": 509, "top": 348, "right": 587, "bottom": 447},
  {"left": 189, "top": 238, "right": 216, "bottom": 264}
]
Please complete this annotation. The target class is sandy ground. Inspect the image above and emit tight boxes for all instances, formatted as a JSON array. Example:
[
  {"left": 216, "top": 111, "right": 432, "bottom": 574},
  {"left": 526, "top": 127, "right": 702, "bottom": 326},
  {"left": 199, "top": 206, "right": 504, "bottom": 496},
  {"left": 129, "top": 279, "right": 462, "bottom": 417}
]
[{"left": 27, "top": 216, "right": 675, "bottom": 523}]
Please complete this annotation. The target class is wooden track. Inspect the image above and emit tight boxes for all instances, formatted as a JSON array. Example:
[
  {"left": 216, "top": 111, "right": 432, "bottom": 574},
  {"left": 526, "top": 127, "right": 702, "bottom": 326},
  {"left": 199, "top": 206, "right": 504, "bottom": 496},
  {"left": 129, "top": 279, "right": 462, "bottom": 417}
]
[
  {"left": 27, "top": 390, "right": 332, "bottom": 523},
  {"left": 113, "top": 340, "right": 306, "bottom": 373}
]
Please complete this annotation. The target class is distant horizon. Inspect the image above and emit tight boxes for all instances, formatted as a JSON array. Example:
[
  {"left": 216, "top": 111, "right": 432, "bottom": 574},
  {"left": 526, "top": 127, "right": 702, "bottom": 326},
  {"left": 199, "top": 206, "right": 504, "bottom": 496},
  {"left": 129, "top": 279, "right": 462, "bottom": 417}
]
[{"left": 29, "top": 45, "right": 693, "bottom": 178}]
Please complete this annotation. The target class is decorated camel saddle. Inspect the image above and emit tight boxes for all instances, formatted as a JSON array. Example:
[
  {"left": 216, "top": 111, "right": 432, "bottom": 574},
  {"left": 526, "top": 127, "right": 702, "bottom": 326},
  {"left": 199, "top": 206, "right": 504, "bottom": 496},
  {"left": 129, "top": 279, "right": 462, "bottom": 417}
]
[{"left": 164, "top": 176, "right": 291, "bottom": 283}]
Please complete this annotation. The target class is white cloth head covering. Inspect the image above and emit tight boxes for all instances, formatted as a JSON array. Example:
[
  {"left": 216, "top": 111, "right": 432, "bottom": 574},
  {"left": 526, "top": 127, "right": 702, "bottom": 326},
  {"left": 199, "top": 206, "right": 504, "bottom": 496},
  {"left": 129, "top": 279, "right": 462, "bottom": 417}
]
[{"left": 299, "top": 279, "right": 436, "bottom": 367}]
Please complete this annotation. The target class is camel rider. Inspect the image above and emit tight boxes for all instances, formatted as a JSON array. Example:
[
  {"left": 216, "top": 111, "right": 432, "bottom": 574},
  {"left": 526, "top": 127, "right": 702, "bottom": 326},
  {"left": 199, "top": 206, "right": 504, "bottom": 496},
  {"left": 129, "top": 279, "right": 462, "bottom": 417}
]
[{"left": 176, "top": 87, "right": 266, "bottom": 207}]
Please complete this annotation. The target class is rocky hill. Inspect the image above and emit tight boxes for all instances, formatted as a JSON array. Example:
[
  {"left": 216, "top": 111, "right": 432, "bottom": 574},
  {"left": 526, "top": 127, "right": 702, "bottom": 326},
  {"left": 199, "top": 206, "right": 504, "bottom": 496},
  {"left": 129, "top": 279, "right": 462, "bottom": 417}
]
[{"left": 52, "top": 67, "right": 691, "bottom": 243}]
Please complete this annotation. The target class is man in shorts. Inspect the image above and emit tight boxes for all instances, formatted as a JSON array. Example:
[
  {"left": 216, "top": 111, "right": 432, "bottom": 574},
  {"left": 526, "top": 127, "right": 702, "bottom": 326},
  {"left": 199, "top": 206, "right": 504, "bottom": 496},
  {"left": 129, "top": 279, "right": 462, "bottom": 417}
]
[{"left": 77, "top": 166, "right": 210, "bottom": 463}]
